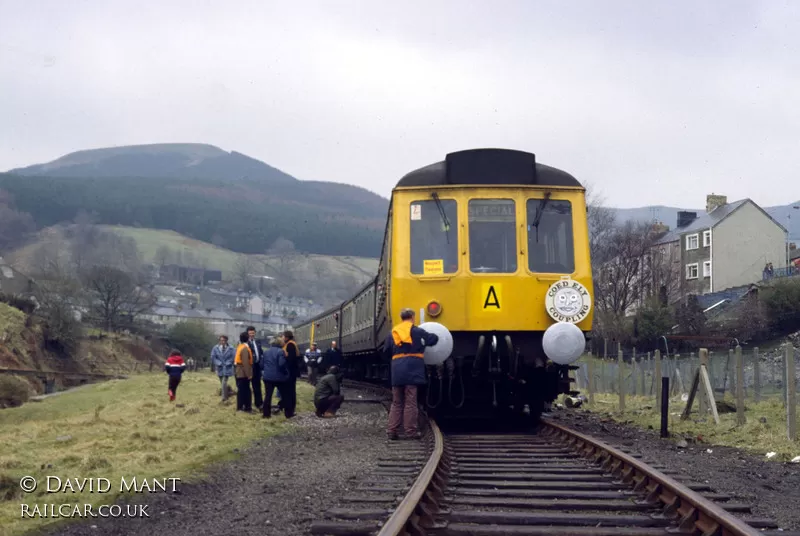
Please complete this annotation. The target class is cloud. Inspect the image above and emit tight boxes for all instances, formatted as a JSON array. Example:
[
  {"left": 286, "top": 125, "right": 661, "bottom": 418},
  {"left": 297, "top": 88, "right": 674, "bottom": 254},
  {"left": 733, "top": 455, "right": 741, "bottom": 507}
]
[{"left": 1, "top": 0, "right": 799, "bottom": 208}]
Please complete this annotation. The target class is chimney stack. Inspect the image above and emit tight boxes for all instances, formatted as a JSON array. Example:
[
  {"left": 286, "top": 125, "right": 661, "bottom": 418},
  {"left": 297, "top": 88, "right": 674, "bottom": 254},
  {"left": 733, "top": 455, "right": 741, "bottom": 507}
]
[
  {"left": 677, "top": 211, "right": 697, "bottom": 228},
  {"left": 706, "top": 194, "right": 727, "bottom": 213}
]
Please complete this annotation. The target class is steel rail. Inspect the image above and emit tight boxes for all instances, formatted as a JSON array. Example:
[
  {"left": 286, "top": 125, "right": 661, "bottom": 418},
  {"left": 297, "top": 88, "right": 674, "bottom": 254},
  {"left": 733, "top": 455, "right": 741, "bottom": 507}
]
[
  {"left": 376, "top": 419, "right": 445, "bottom": 536},
  {"left": 542, "top": 418, "right": 763, "bottom": 536}
]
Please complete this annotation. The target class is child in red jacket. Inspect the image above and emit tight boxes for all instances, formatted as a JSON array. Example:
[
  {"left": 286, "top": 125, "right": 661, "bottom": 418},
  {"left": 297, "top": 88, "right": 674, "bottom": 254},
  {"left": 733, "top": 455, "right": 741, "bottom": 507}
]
[{"left": 164, "top": 350, "right": 187, "bottom": 401}]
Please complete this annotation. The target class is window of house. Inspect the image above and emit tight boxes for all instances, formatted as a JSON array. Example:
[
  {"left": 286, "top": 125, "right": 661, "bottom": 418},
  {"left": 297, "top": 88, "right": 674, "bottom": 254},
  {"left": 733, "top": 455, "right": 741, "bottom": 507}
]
[
  {"left": 686, "top": 263, "right": 699, "bottom": 280},
  {"left": 685, "top": 234, "right": 699, "bottom": 250},
  {"left": 469, "top": 199, "right": 517, "bottom": 273},
  {"left": 526, "top": 199, "right": 574, "bottom": 273},
  {"left": 703, "top": 260, "right": 711, "bottom": 278},
  {"left": 410, "top": 199, "right": 458, "bottom": 274},
  {"left": 703, "top": 230, "right": 711, "bottom": 247}
]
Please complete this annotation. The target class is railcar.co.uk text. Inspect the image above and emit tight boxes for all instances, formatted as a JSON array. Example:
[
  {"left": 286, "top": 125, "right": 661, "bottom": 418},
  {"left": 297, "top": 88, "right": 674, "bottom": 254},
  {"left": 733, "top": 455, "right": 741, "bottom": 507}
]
[{"left": 18, "top": 475, "right": 181, "bottom": 519}]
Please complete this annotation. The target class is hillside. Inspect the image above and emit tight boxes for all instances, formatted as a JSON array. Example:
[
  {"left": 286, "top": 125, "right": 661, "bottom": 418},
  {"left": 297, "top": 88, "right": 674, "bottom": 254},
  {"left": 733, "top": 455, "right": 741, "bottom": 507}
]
[
  {"left": 0, "top": 143, "right": 388, "bottom": 258},
  {"left": 8, "top": 225, "right": 379, "bottom": 306}
]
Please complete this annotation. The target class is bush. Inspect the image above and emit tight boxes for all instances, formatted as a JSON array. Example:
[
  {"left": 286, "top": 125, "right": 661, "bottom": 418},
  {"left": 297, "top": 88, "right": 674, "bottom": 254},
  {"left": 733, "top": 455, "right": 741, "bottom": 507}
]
[
  {"left": 633, "top": 298, "right": 674, "bottom": 350},
  {"left": 761, "top": 279, "right": 800, "bottom": 333},
  {"left": 167, "top": 321, "right": 217, "bottom": 365},
  {"left": 37, "top": 301, "right": 82, "bottom": 356},
  {"left": 0, "top": 293, "right": 36, "bottom": 315},
  {"left": 0, "top": 375, "right": 31, "bottom": 408}
]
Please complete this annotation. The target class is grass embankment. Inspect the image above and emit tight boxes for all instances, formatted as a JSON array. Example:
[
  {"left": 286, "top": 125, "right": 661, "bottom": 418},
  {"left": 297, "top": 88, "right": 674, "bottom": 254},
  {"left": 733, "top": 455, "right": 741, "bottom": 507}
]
[
  {"left": 105, "top": 226, "right": 379, "bottom": 280},
  {"left": 0, "top": 373, "right": 315, "bottom": 536},
  {"left": 584, "top": 393, "right": 800, "bottom": 460}
]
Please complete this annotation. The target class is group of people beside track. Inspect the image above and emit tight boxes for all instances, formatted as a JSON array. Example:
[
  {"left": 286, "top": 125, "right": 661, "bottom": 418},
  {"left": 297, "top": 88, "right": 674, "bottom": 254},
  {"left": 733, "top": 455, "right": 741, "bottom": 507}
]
[{"left": 163, "top": 308, "right": 441, "bottom": 438}]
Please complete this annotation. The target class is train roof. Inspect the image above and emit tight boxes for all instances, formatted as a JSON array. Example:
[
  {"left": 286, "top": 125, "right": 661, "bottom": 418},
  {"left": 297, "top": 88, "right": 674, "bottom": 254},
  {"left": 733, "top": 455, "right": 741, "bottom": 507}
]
[{"left": 395, "top": 148, "right": 582, "bottom": 189}]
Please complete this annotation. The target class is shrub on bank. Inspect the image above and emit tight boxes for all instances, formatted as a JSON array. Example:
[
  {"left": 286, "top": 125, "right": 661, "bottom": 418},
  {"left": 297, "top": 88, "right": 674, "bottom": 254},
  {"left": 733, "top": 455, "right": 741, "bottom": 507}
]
[{"left": 0, "top": 375, "right": 31, "bottom": 408}]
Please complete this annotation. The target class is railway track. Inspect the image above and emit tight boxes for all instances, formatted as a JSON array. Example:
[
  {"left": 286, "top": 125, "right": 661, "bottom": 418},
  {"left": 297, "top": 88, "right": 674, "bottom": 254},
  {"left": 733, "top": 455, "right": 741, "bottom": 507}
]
[{"left": 311, "top": 386, "right": 800, "bottom": 536}]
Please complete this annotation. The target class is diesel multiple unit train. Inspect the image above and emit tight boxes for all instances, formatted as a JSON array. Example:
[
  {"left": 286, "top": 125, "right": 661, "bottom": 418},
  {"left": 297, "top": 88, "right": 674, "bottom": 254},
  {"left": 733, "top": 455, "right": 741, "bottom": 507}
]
[{"left": 295, "top": 148, "right": 593, "bottom": 420}]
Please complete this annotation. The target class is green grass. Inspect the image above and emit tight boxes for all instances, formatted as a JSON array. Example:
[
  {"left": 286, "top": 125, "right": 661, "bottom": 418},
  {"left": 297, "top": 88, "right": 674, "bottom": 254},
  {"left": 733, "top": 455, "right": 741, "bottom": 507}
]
[
  {"left": 0, "top": 373, "right": 315, "bottom": 536},
  {"left": 582, "top": 392, "right": 800, "bottom": 460}
]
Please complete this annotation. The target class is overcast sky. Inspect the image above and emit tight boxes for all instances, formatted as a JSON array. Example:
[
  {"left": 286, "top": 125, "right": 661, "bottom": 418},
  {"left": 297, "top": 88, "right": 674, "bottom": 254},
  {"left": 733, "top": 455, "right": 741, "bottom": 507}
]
[{"left": 1, "top": 0, "right": 798, "bottom": 208}]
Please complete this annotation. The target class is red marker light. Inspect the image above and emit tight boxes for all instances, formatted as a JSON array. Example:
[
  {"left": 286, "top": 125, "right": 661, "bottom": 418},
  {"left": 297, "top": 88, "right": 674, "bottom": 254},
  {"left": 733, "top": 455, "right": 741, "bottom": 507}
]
[{"left": 426, "top": 301, "right": 442, "bottom": 317}]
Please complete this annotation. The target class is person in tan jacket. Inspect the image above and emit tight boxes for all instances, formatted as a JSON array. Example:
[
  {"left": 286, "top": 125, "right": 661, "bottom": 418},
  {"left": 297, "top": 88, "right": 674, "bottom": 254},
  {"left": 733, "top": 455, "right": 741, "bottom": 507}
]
[{"left": 234, "top": 331, "right": 254, "bottom": 412}]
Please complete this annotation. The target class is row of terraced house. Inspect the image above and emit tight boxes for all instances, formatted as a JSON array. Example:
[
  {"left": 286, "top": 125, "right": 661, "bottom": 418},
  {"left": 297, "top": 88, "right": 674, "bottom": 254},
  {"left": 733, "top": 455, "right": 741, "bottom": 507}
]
[{"left": 616, "top": 193, "right": 792, "bottom": 315}]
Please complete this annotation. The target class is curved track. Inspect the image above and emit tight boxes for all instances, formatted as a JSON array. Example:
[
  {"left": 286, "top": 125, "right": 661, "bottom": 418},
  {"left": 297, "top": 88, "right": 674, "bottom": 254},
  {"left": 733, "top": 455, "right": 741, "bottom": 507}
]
[{"left": 313, "top": 385, "right": 799, "bottom": 536}]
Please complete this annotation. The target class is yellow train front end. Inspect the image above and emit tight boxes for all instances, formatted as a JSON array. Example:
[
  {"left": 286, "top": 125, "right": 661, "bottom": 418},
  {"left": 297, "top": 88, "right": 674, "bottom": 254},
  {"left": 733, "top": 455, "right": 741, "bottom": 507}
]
[{"left": 384, "top": 149, "right": 593, "bottom": 420}]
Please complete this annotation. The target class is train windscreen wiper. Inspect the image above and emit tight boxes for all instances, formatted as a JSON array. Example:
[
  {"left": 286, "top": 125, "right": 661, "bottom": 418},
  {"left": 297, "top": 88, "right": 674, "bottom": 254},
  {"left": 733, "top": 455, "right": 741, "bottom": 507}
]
[
  {"left": 431, "top": 192, "right": 451, "bottom": 244},
  {"left": 531, "top": 192, "right": 552, "bottom": 242}
]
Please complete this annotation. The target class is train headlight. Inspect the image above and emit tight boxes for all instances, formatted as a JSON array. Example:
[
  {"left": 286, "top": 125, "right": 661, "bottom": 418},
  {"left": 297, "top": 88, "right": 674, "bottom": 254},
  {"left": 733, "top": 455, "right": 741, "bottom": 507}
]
[
  {"left": 545, "top": 278, "right": 591, "bottom": 324},
  {"left": 542, "top": 322, "right": 585, "bottom": 365},
  {"left": 426, "top": 300, "right": 442, "bottom": 318}
]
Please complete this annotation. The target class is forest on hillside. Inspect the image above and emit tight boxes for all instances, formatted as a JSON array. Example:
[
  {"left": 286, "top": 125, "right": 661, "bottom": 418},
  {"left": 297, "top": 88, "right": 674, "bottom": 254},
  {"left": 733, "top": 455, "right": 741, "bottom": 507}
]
[{"left": 0, "top": 174, "right": 386, "bottom": 258}]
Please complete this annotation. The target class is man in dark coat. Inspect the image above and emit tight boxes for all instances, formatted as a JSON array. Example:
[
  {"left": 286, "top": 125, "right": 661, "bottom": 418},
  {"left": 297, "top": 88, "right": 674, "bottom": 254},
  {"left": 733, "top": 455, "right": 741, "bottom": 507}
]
[
  {"left": 247, "top": 326, "right": 264, "bottom": 409},
  {"left": 322, "top": 340, "right": 342, "bottom": 372},
  {"left": 384, "top": 308, "right": 438, "bottom": 440}
]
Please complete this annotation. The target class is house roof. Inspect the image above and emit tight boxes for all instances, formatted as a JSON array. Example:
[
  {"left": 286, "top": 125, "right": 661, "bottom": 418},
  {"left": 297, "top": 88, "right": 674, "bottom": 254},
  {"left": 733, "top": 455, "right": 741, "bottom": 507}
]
[{"left": 653, "top": 199, "right": 756, "bottom": 245}]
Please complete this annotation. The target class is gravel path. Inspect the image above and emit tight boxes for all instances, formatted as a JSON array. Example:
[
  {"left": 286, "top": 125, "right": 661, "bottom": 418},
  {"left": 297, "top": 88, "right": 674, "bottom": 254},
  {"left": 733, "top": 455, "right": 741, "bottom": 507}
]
[
  {"left": 553, "top": 408, "right": 800, "bottom": 530},
  {"left": 44, "top": 387, "right": 389, "bottom": 536}
]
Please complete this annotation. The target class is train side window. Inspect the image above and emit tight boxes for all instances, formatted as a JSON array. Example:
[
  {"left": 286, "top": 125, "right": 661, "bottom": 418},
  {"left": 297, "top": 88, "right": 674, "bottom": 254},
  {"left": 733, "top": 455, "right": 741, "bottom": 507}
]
[
  {"left": 410, "top": 199, "right": 458, "bottom": 274},
  {"left": 468, "top": 199, "right": 517, "bottom": 274},
  {"left": 526, "top": 199, "right": 575, "bottom": 274}
]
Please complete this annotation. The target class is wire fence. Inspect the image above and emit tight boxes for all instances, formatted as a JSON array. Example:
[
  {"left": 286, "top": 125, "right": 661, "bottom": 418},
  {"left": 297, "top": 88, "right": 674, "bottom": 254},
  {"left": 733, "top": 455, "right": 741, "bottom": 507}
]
[{"left": 573, "top": 343, "right": 799, "bottom": 440}]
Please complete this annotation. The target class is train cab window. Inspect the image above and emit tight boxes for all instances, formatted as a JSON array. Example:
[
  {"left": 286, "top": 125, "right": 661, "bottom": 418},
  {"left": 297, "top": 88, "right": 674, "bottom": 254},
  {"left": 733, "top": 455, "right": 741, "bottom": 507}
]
[
  {"left": 468, "top": 199, "right": 517, "bottom": 273},
  {"left": 409, "top": 199, "right": 458, "bottom": 275},
  {"left": 526, "top": 199, "right": 575, "bottom": 273}
]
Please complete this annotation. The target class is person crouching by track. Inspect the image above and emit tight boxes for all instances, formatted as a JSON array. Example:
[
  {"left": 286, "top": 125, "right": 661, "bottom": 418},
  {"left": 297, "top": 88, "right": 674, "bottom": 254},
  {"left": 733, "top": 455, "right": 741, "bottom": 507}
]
[
  {"left": 261, "top": 337, "right": 291, "bottom": 419},
  {"left": 211, "top": 335, "right": 235, "bottom": 403},
  {"left": 385, "top": 308, "right": 438, "bottom": 440},
  {"left": 314, "top": 365, "right": 344, "bottom": 418},
  {"left": 164, "top": 349, "right": 187, "bottom": 402},
  {"left": 234, "top": 331, "right": 254, "bottom": 412}
]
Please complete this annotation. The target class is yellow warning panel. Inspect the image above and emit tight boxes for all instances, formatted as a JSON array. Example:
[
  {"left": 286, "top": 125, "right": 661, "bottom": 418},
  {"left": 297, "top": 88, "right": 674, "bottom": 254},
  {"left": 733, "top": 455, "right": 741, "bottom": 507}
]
[
  {"left": 423, "top": 259, "right": 444, "bottom": 275},
  {"left": 481, "top": 283, "right": 502, "bottom": 312}
]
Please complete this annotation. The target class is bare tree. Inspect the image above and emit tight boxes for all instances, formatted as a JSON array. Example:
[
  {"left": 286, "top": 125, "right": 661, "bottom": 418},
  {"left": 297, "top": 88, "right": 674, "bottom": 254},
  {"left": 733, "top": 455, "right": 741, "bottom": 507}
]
[
  {"left": 584, "top": 181, "right": 617, "bottom": 265},
  {"left": 233, "top": 255, "right": 256, "bottom": 291},
  {"left": 593, "top": 221, "right": 656, "bottom": 319},
  {"left": 82, "top": 266, "right": 154, "bottom": 331},
  {"left": 267, "top": 237, "right": 299, "bottom": 276},
  {"left": 311, "top": 259, "right": 328, "bottom": 280},
  {"left": 154, "top": 246, "right": 174, "bottom": 268}
]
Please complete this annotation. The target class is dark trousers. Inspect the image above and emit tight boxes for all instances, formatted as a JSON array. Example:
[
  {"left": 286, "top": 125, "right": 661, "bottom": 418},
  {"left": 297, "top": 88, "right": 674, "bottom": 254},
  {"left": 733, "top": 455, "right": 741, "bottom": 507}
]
[
  {"left": 263, "top": 380, "right": 291, "bottom": 418},
  {"left": 168, "top": 375, "right": 181, "bottom": 395},
  {"left": 315, "top": 394, "right": 344, "bottom": 415},
  {"left": 236, "top": 377, "right": 252, "bottom": 411},
  {"left": 280, "top": 378, "right": 297, "bottom": 417},
  {"left": 307, "top": 365, "right": 318, "bottom": 385},
  {"left": 251, "top": 362, "right": 263, "bottom": 408}
]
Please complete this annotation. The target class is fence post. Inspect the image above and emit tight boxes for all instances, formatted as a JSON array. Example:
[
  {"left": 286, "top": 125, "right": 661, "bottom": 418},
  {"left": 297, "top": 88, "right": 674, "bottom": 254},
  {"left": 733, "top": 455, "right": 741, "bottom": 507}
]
[
  {"left": 587, "top": 355, "right": 595, "bottom": 405},
  {"left": 753, "top": 347, "right": 761, "bottom": 403},
  {"left": 654, "top": 349, "right": 662, "bottom": 411},
  {"left": 699, "top": 349, "right": 708, "bottom": 416},
  {"left": 787, "top": 346, "right": 797, "bottom": 441},
  {"left": 618, "top": 342, "right": 625, "bottom": 412},
  {"left": 727, "top": 348, "right": 734, "bottom": 397},
  {"left": 735, "top": 345, "right": 745, "bottom": 426},
  {"left": 604, "top": 338, "right": 608, "bottom": 359},
  {"left": 639, "top": 352, "right": 646, "bottom": 395},
  {"left": 783, "top": 345, "right": 789, "bottom": 406}
]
